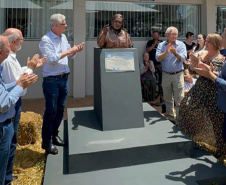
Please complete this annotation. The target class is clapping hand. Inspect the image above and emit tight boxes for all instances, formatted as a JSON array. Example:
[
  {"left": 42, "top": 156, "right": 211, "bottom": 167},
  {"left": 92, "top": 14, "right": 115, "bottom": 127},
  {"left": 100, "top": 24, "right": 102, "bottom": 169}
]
[
  {"left": 17, "top": 73, "right": 38, "bottom": 89},
  {"left": 27, "top": 54, "right": 47, "bottom": 70},
  {"left": 27, "top": 54, "right": 39, "bottom": 70},
  {"left": 154, "top": 40, "right": 160, "bottom": 45},
  {"left": 76, "top": 42, "right": 85, "bottom": 52},
  {"left": 70, "top": 42, "right": 85, "bottom": 56},
  {"left": 194, "top": 62, "right": 213, "bottom": 78},
  {"left": 170, "top": 44, "right": 177, "bottom": 56},
  {"left": 36, "top": 57, "right": 47, "bottom": 68},
  {"left": 166, "top": 43, "right": 177, "bottom": 55},
  {"left": 189, "top": 52, "right": 200, "bottom": 70},
  {"left": 145, "top": 61, "right": 150, "bottom": 69},
  {"left": 166, "top": 43, "right": 172, "bottom": 53},
  {"left": 189, "top": 52, "right": 199, "bottom": 65}
]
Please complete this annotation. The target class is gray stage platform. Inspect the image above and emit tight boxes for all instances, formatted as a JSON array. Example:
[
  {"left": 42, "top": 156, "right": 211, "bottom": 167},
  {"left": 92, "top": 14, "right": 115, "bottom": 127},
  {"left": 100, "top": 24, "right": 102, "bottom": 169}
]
[{"left": 43, "top": 103, "right": 226, "bottom": 185}]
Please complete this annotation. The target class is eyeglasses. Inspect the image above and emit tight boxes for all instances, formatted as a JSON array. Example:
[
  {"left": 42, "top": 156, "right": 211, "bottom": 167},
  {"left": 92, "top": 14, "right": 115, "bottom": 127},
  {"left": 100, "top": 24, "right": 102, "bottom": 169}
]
[
  {"left": 59, "top": 23, "right": 67, "bottom": 26},
  {"left": 169, "top": 33, "right": 178, "bottom": 36},
  {"left": 16, "top": 38, "right": 24, "bottom": 42}
]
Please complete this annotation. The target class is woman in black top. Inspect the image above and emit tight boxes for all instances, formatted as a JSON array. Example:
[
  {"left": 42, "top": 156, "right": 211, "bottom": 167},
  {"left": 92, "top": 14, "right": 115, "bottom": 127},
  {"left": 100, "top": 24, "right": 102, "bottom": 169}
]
[{"left": 184, "top": 31, "right": 196, "bottom": 55}]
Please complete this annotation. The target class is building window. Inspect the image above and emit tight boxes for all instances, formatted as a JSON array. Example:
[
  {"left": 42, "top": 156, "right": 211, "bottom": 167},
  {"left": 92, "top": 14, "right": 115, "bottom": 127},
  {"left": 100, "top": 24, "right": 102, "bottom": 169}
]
[
  {"left": 0, "top": 0, "right": 73, "bottom": 40},
  {"left": 216, "top": 6, "right": 226, "bottom": 35},
  {"left": 86, "top": 1, "right": 200, "bottom": 38}
]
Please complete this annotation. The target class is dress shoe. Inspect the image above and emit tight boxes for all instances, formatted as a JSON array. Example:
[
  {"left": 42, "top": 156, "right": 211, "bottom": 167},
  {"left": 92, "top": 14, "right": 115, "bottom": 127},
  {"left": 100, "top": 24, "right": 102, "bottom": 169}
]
[
  {"left": 5, "top": 181, "right": 11, "bottom": 185},
  {"left": 149, "top": 101, "right": 161, "bottom": 106},
  {"left": 42, "top": 143, "right": 58, "bottom": 155},
  {"left": 52, "top": 136, "right": 65, "bottom": 146}
]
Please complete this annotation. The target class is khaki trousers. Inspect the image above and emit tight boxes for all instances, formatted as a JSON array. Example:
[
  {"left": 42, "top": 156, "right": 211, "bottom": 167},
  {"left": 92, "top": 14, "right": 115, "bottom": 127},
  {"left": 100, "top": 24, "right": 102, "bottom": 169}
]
[{"left": 162, "top": 71, "right": 184, "bottom": 119}]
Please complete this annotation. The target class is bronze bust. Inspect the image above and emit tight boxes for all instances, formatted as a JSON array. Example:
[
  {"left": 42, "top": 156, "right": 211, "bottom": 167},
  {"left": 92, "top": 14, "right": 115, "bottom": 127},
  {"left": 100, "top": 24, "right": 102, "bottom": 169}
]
[{"left": 97, "top": 14, "right": 133, "bottom": 48}]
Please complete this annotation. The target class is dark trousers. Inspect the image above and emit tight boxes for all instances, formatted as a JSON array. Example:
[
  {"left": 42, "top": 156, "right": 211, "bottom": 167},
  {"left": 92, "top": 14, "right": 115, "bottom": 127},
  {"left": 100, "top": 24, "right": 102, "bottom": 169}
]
[
  {"left": 222, "top": 113, "right": 226, "bottom": 142},
  {"left": 5, "top": 98, "right": 22, "bottom": 183},
  {"left": 142, "top": 79, "right": 156, "bottom": 102},
  {"left": 0, "top": 121, "right": 13, "bottom": 185},
  {"left": 42, "top": 76, "right": 68, "bottom": 146},
  {"left": 154, "top": 64, "right": 162, "bottom": 84}
]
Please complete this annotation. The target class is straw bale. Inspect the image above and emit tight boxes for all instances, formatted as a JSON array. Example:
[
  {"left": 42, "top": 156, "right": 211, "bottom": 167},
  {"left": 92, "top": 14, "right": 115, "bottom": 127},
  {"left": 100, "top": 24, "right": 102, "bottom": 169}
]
[
  {"left": 14, "top": 111, "right": 46, "bottom": 185},
  {"left": 18, "top": 111, "right": 42, "bottom": 146},
  {"left": 14, "top": 129, "right": 46, "bottom": 185}
]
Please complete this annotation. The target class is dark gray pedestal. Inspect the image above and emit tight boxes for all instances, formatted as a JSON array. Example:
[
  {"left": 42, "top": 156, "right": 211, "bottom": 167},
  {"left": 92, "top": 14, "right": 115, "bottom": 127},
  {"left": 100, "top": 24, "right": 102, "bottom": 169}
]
[
  {"left": 94, "top": 48, "right": 144, "bottom": 131},
  {"left": 43, "top": 104, "right": 226, "bottom": 185}
]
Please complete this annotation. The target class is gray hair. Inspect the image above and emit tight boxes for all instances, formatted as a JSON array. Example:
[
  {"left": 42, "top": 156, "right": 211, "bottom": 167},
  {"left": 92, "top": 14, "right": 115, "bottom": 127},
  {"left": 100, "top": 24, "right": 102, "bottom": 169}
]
[
  {"left": 6, "top": 33, "right": 20, "bottom": 43},
  {"left": 0, "top": 36, "right": 7, "bottom": 51},
  {"left": 50, "top": 14, "right": 66, "bottom": 28},
  {"left": 165, "top": 26, "right": 178, "bottom": 35}
]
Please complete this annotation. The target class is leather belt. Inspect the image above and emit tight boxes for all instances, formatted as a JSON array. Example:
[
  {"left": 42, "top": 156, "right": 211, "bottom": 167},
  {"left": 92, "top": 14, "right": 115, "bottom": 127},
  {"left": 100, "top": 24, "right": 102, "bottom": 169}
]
[
  {"left": 45, "top": 73, "right": 70, "bottom": 78},
  {"left": 163, "top": 70, "right": 183, "bottom": 75}
]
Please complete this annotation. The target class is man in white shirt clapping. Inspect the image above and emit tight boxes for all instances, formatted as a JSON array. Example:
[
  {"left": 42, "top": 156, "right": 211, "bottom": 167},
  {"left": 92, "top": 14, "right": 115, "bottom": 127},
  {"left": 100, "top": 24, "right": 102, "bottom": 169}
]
[{"left": 1, "top": 28, "right": 46, "bottom": 185}]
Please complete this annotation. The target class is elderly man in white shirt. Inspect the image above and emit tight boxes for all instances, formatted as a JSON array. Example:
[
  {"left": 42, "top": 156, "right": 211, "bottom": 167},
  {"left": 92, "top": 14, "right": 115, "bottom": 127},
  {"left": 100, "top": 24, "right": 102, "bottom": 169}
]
[
  {"left": 1, "top": 28, "right": 46, "bottom": 185},
  {"left": 0, "top": 35, "right": 38, "bottom": 185}
]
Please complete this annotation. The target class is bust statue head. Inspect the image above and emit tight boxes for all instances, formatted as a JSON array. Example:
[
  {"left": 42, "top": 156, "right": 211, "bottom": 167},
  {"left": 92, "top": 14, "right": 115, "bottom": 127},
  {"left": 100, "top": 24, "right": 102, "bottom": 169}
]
[
  {"left": 97, "top": 13, "right": 133, "bottom": 48},
  {"left": 111, "top": 14, "right": 123, "bottom": 31}
]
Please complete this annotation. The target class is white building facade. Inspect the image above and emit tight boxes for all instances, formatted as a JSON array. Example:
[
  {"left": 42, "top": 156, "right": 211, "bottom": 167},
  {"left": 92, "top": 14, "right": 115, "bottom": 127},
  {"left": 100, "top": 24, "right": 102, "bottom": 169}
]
[{"left": 0, "top": 0, "right": 226, "bottom": 99}]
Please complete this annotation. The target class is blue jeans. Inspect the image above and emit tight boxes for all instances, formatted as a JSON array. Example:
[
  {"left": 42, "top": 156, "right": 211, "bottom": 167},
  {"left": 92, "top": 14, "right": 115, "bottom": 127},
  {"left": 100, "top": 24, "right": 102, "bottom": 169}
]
[
  {"left": 42, "top": 76, "right": 68, "bottom": 146},
  {"left": 0, "top": 121, "right": 14, "bottom": 185},
  {"left": 5, "top": 98, "right": 22, "bottom": 183}
]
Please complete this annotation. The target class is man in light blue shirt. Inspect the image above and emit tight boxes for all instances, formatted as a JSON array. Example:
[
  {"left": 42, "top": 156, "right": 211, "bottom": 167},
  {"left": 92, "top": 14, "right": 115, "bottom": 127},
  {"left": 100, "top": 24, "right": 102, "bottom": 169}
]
[
  {"left": 156, "top": 26, "right": 187, "bottom": 121},
  {"left": 39, "top": 14, "right": 84, "bottom": 155},
  {"left": 0, "top": 35, "right": 38, "bottom": 185}
]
